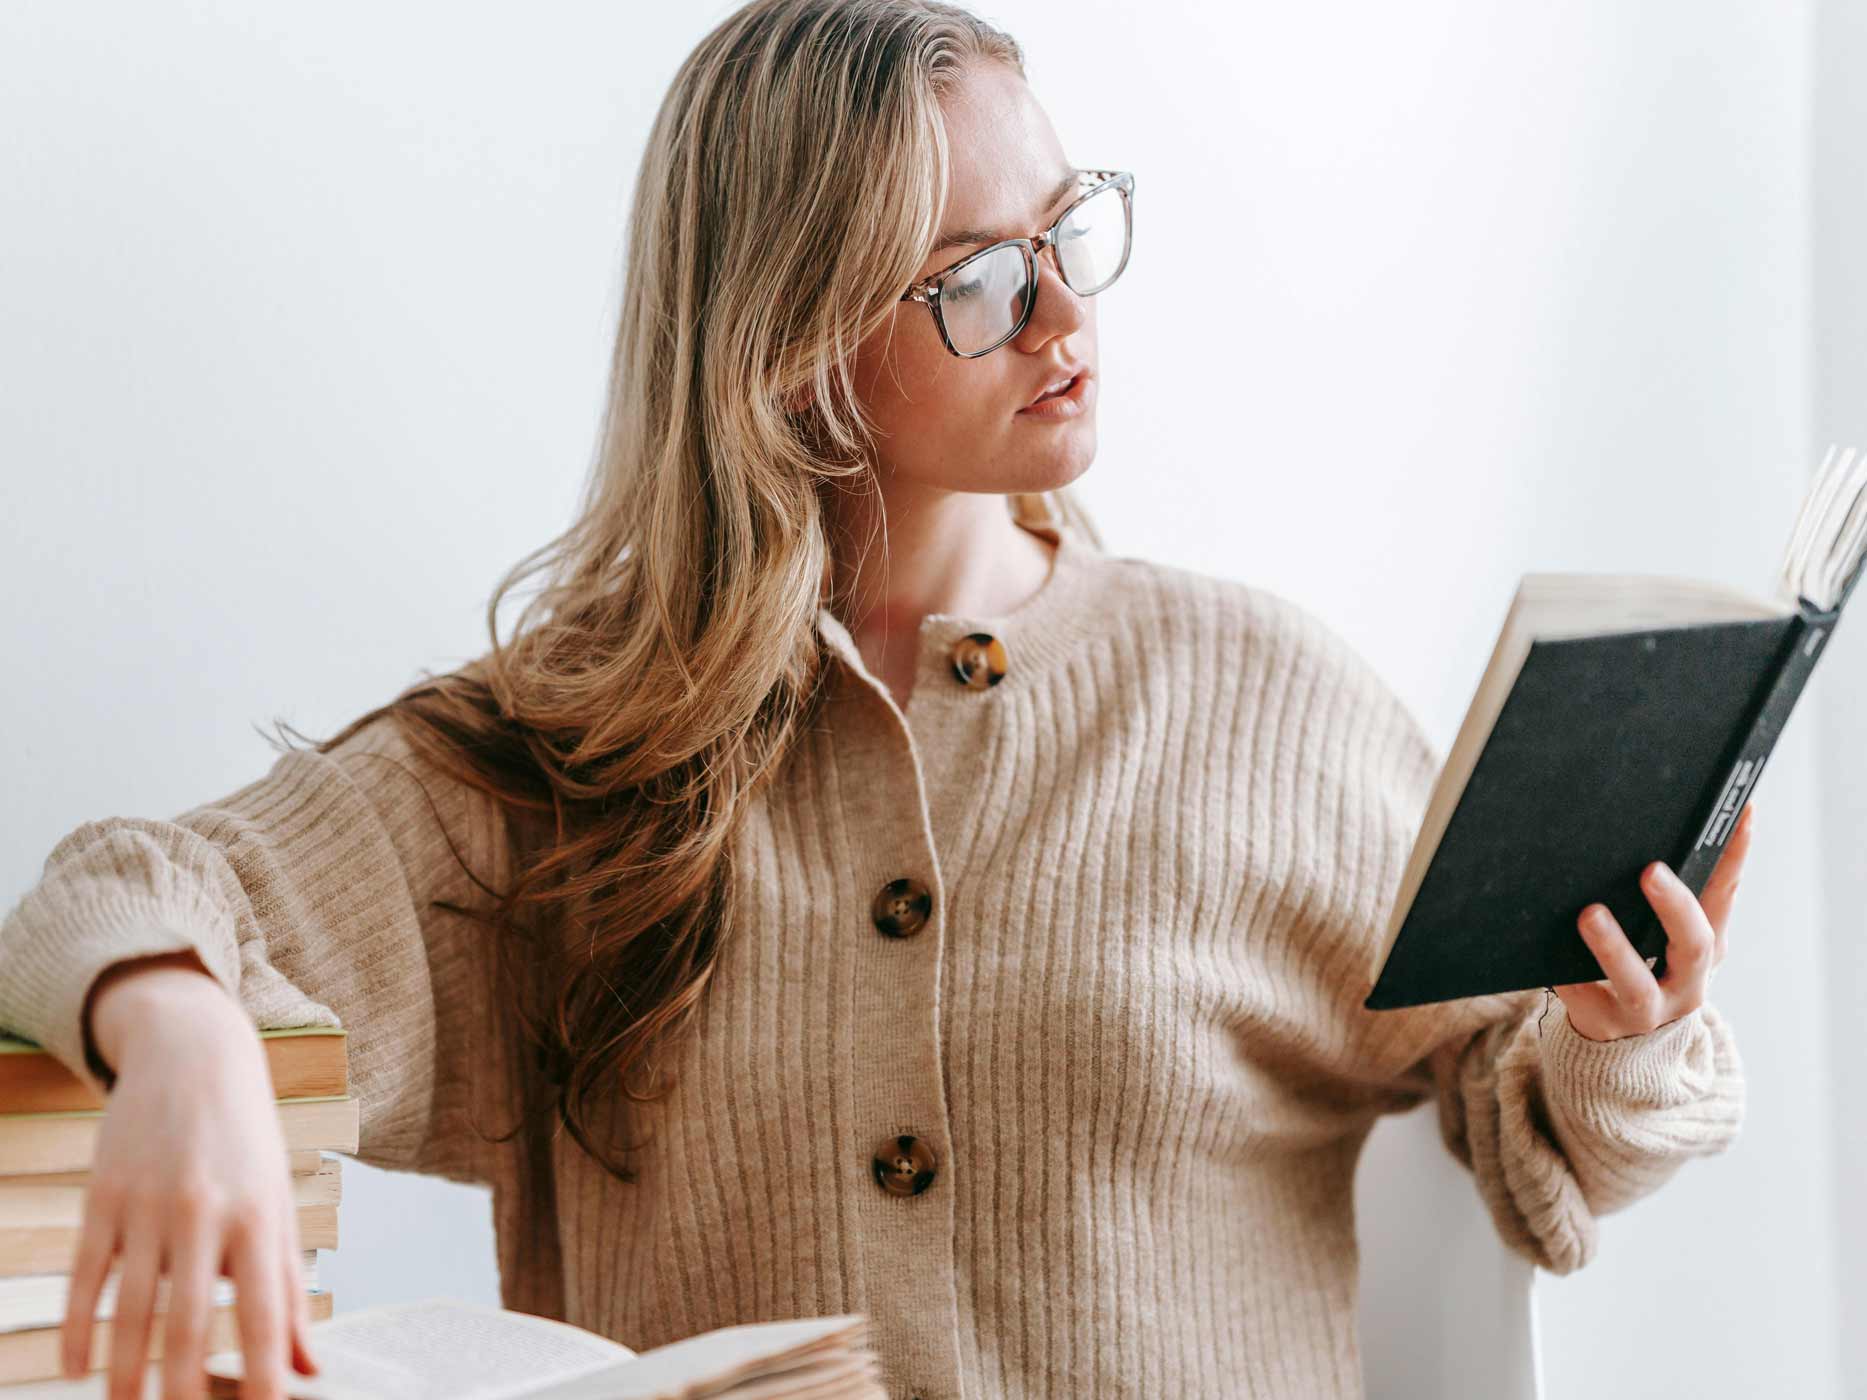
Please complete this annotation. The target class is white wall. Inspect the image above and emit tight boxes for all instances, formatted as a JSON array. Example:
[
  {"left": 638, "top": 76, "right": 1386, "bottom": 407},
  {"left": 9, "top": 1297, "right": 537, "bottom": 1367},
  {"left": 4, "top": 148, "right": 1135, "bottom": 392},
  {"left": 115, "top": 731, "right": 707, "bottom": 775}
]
[
  {"left": 0, "top": 3, "right": 1848, "bottom": 1395},
  {"left": 1814, "top": 0, "right": 1867, "bottom": 1394}
]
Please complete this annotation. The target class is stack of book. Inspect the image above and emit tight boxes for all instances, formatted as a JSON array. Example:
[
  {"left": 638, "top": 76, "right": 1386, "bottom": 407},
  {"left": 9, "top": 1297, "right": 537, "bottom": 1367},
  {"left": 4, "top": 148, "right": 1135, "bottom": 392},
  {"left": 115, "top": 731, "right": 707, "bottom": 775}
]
[{"left": 0, "top": 1024, "right": 355, "bottom": 1384}]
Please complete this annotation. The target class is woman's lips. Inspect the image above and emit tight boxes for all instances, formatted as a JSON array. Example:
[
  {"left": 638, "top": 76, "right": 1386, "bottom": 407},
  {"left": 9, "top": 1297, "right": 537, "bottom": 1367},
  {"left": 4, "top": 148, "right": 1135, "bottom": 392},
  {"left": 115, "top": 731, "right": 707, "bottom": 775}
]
[{"left": 1016, "top": 372, "right": 1093, "bottom": 420}]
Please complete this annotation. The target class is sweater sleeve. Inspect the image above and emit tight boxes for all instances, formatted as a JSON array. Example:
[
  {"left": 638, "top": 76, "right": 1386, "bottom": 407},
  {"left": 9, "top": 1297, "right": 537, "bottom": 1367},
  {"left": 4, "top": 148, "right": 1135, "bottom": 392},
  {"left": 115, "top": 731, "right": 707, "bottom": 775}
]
[
  {"left": 1397, "top": 985, "right": 1745, "bottom": 1275},
  {"left": 1341, "top": 647, "right": 1747, "bottom": 1277},
  {"left": 0, "top": 713, "right": 510, "bottom": 1187}
]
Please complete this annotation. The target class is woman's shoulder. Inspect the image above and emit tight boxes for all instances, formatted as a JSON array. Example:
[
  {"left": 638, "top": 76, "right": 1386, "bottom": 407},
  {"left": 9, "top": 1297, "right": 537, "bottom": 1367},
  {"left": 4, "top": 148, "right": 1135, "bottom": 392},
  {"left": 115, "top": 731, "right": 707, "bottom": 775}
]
[
  {"left": 1084, "top": 547, "right": 1397, "bottom": 701},
  {"left": 1087, "top": 546, "right": 1431, "bottom": 773}
]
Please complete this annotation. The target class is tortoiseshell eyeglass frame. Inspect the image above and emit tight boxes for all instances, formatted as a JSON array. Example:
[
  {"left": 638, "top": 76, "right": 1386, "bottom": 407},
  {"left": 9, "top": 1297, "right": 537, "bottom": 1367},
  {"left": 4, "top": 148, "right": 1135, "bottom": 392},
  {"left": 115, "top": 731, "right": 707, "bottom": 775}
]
[{"left": 898, "top": 168, "right": 1135, "bottom": 359}]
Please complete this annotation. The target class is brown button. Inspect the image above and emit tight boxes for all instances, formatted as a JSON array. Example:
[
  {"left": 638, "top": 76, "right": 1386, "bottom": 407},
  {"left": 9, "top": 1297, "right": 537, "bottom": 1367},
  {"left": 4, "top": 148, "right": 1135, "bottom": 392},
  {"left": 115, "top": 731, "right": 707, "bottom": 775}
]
[
  {"left": 872, "top": 1133, "right": 938, "bottom": 1196},
  {"left": 948, "top": 631, "right": 1008, "bottom": 690},
  {"left": 871, "top": 877, "right": 932, "bottom": 939}
]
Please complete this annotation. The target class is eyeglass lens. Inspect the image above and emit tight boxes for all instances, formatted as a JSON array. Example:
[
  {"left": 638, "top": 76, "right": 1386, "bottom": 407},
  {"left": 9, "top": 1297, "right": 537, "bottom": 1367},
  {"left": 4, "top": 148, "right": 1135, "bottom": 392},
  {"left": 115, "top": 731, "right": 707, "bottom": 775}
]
[{"left": 939, "top": 183, "right": 1129, "bottom": 355}]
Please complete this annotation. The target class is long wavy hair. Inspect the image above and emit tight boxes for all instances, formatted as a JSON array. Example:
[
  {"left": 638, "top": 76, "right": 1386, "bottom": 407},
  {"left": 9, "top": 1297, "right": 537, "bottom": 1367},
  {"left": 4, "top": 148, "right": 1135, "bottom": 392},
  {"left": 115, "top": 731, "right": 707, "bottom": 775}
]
[{"left": 273, "top": 0, "right": 1103, "bottom": 1184}]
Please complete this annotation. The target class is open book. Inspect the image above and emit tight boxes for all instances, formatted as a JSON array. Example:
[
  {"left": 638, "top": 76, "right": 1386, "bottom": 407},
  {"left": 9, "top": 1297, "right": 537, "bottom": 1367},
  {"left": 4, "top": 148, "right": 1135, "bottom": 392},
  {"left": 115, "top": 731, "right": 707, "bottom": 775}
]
[
  {"left": 1365, "top": 443, "right": 1866, "bottom": 1010},
  {"left": 202, "top": 1298, "right": 885, "bottom": 1399}
]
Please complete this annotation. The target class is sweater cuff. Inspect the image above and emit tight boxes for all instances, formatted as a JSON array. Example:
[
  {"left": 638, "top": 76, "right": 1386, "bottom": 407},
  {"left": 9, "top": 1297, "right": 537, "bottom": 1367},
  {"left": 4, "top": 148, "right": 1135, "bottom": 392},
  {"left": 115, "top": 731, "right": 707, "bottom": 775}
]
[
  {"left": 1538, "top": 1000, "right": 1714, "bottom": 1114},
  {"left": 1, "top": 906, "right": 240, "bottom": 1104},
  {"left": 0, "top": 821, "right": 250, "bottom": 1101}
]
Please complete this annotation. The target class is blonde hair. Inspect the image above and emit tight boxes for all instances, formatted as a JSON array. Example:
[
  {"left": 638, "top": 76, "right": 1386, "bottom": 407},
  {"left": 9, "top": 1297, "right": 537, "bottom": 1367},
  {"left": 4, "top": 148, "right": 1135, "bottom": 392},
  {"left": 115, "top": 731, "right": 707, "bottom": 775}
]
[{"left": 280, "top": 0, "right": 1101, "bottom": 1183}]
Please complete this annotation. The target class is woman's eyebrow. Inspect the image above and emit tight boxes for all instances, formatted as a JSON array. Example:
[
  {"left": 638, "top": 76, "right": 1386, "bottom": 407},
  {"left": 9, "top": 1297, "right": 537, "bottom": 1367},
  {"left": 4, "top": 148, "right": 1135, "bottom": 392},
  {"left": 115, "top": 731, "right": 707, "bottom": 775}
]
[{"left": 932, "top": 169, "right": 1080, "bottom": 254}]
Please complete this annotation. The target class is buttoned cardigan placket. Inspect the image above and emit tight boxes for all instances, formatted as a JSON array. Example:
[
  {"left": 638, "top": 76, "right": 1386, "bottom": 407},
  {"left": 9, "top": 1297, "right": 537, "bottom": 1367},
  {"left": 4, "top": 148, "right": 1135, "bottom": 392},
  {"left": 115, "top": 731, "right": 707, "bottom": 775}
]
[{"left": 810, "top": 522, "right": 1099, "bottom": 1400}]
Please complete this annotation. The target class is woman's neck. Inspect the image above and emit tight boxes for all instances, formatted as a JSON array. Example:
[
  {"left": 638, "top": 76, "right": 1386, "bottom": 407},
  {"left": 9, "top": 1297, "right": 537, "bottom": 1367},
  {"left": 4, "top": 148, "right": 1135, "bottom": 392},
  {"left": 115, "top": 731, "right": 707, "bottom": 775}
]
[{"left": 822, "top": 485, "right": 1058, "bottom": 709}]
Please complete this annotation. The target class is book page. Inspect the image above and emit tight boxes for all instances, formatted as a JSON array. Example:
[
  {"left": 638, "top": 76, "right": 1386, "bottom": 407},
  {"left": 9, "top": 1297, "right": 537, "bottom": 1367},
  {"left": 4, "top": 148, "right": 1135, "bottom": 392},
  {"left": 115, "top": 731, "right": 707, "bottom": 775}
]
[
  {"left": 518, "top": 1316, "right": 869, "bottom": 1400},
  {"left": 710, "top": 1350, "right": 882, "bottom": 1398},
  {"left": 204, "top": 1298, "right": 637, "bottom": 1400}
]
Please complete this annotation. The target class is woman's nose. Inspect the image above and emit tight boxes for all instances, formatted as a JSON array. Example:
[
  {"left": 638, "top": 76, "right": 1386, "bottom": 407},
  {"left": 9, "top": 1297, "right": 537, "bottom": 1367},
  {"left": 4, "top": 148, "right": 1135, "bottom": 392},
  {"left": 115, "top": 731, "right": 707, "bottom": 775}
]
[{"left": 1027, "top": 243, "right": 1088, "bottom": 333}]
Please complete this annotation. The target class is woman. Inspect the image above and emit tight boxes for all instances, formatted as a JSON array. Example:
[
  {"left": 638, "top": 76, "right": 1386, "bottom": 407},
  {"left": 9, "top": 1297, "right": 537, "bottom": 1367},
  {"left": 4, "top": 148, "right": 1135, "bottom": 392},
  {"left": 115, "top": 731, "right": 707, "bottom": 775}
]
[{"left": 0, "top": 2, "right": 1750, "bottom": 1398}]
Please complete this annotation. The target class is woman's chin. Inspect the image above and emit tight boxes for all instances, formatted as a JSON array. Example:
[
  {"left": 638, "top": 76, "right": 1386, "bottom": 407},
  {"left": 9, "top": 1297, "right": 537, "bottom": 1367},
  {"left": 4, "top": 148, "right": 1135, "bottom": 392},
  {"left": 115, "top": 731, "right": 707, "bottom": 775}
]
[{"left": 1001, "top": 441, "right": 1095, "bottom": 497}]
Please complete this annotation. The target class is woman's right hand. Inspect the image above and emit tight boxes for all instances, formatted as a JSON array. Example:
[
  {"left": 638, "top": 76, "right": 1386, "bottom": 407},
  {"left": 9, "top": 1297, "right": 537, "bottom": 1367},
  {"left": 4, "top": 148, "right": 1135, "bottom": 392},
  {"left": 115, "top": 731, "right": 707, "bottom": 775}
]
[{"left": 61, "top": 955, "right": 322, "bottom": 1400}]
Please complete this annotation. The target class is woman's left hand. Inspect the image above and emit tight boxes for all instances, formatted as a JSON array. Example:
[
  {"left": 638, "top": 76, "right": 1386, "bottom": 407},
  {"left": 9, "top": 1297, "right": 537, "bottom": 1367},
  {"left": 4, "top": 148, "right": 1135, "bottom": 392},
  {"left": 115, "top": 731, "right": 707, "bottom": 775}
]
[{"left": 1554, "top": 801, "right": 1755, "bottom": 1043}]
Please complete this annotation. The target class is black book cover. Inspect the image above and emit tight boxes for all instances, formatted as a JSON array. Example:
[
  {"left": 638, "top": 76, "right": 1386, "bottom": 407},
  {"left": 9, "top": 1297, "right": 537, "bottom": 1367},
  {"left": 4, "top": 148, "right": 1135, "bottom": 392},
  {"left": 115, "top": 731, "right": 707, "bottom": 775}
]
[{"left": 1364, "top": 563, "right": 1860, "bottom": 1011}]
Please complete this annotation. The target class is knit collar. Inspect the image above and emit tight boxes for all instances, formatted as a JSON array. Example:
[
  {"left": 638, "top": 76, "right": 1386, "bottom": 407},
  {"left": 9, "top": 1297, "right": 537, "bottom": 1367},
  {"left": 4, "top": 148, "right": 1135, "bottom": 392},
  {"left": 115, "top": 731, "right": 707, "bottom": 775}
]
[{"left": 814, "top": 518, "right": 1108, "bottom": 702}]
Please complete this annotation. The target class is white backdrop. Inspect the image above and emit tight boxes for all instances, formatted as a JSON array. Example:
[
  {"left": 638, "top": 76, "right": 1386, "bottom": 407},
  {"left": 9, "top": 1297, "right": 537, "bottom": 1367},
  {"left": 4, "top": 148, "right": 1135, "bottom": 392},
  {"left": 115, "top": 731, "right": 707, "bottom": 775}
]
[
  {"left": 1815, "top": 1, "right": 1867, "bottom": 1391},
  {"left": 1, "top": 3, "right": 1856, "bottom": 1397}
]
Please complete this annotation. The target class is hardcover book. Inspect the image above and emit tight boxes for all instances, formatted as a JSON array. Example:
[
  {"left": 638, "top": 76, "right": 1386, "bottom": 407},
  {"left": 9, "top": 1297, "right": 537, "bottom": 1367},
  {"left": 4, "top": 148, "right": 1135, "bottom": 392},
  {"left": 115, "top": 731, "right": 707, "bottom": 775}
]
[{"left": 1366, "top": 443, "right": 1865, "bottom": 1010}]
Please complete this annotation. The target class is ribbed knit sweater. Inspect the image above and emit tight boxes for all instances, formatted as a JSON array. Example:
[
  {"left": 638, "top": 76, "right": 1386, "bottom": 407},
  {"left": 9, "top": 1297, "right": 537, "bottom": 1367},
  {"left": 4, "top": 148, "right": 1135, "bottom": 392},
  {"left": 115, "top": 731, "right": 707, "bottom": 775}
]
[{"left": 0, "top": 516, "right": 1746, "bottom": 1399}]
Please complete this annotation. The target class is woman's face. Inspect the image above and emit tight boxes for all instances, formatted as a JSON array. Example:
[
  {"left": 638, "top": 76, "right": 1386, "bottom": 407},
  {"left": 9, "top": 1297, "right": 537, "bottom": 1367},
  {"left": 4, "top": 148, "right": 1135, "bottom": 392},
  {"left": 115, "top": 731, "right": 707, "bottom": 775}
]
[{"left": 850, "top": 62, "right": 1099, "bottom": 501}]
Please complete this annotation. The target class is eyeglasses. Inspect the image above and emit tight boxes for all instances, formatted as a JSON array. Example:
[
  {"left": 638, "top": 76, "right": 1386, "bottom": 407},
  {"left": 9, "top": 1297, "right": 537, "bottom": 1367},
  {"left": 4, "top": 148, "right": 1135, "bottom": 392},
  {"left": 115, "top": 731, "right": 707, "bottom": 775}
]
[{"left": 899, "top": 168, "right": 1135, "bottom": 358}]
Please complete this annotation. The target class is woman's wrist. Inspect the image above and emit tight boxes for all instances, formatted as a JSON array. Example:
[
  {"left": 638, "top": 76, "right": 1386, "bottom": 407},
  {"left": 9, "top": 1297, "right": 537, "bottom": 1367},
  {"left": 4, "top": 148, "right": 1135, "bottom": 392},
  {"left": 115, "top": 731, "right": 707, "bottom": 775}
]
[{"left": 84, "top": 950, "right": 240, "bottom": 1088}]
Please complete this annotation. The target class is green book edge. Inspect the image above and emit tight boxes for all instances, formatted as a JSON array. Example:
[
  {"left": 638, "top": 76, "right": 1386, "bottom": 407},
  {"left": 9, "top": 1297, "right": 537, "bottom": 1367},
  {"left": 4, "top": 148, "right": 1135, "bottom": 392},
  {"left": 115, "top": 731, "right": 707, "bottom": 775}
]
[{"left": 0, "top": 1025, "right": 348, "bottom": 1055}]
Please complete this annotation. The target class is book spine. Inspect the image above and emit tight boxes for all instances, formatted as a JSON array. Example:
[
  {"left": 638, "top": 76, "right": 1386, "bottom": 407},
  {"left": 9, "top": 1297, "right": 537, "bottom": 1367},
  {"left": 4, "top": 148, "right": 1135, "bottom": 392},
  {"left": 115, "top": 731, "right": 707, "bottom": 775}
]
[{"left": 1655, "top": 602, "right": 1843, "bottom": 975}]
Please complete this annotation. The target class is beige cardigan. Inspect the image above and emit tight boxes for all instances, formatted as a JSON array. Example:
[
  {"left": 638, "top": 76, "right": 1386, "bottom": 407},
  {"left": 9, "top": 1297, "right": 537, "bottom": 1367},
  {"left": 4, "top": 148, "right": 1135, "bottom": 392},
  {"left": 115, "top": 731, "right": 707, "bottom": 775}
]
[{"left": 0, "top": 520, "right": 1745, "bottom": 1399}]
